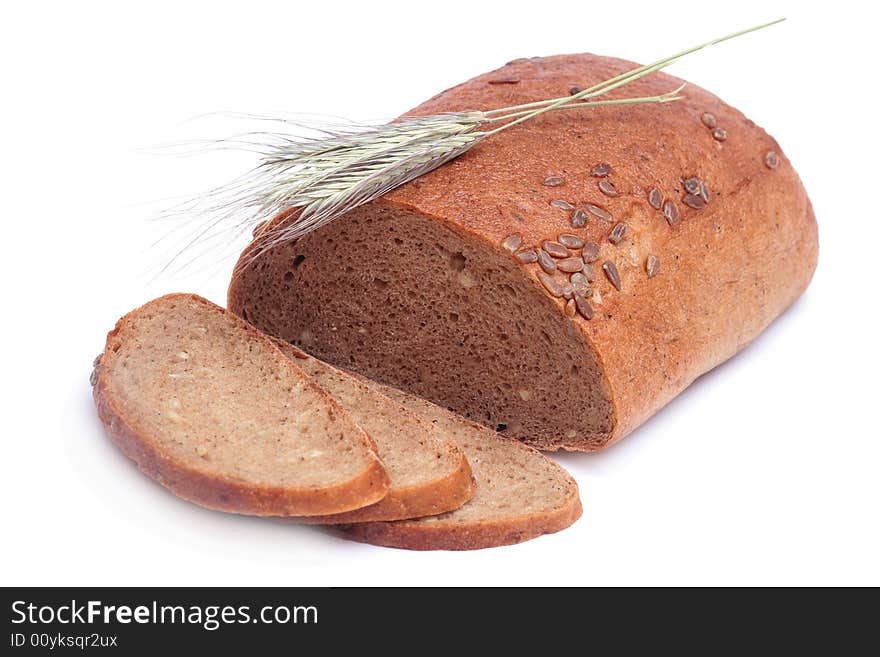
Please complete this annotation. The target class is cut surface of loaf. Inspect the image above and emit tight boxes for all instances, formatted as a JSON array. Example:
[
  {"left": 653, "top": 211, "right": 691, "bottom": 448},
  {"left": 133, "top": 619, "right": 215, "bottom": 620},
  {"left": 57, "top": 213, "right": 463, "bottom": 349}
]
[
  {"left": 228, "top": 53, "right": 818, "bottom": 451},
  {"left": 92, "top": 293, "right": 389, "bottom": 516},
  {"left": 335, "top": 378, "right": 582, "bottom": 550},
  {"left": 272, "top": 341, "right": 475, "bottom": 523}
]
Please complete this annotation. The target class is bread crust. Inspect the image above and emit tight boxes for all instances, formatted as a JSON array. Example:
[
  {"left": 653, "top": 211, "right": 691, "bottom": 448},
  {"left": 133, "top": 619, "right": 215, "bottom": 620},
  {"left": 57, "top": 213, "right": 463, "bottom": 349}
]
[
  {"left": 229, "top": 54, "right": 818, "bottom": 450},
  {"left": 93, "top": 293, "right": 390, "bottom": 516},
  {"left": 337, "top": 483, "right": 582, "bottom": 551}
]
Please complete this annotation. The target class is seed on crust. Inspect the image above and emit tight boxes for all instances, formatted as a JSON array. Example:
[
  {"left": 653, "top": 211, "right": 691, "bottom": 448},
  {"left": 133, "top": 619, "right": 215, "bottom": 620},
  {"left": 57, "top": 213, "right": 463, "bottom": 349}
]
[
  {"left": 570, "top": 85, "right": 584, "bottom": 95},
  {"left": 570, "top": 208, "right": 589, "bottom": 228},
  {"left": 602, "top": 261, "right": 622, "bottom": 290},
  {"left": 514, "top": 248, "right": 538, "bottom": 264},
  {"left": 558, "top": 257, "right": 586, "bottom": 273},
  {"left": 537, "top": 249, "right": 557, "bottom": 274},
  {"left": 764, "top": 151, "right": 780, "bottom": 169},
  {"left": 712, "top": 127, "right": 728, "bottom": 142},
  {"left": 543, "top": 175, "right": 565, "bottom": 187},
  {"left": 581, "top": 263, "right": 597, "bottom": 282},
  {"left": 574, "top": 294, "right": 594, "bottom": 320},
  {"left": 564, "top": 298, "right": 577, "bottom": 317},
  {"left": 542, "top": 241, "right": 569, "bottom": 258},
  {"left": 683, "top": 177, "right": 702, "bottom": 195},
  {"left": 699, "top": 181, "right": 711, "bottom": 203},
  {"left": 646, "top": 254, "right": 661, "bottom": 278},
  {"left": 581, "top": 241, "right": 600, "bottom": 263},
  {"left": 538, "top": 272, "right": 565, "bottom": 297},
  {"left": 489, "top": 76, "right": 520, "bottom": 84},
  {"left": 598, "top": 180, "right": 619, "bottom": 197},
  {"left": 501, "top": 233, "right": 523, "bottom": 252},
  {"left": 562, "top": 285, "right": 574, "bottom": 300},
  {"left": 584, "top": 203, "right": 612, "bottom": 222},
  {"left": 557, "top": 233, "right": 584, "bottom": 249},
  {"left": 551, "top": 199, "right": 575, "bottom": 211},
  {"left": 608, "top": 222, "right": 627, "bottom": 244},
  {"left": 701, "top": 112, "right": 717, "bottom": 128},
  {"left": 648, "top": 187, "right": 663, "bottom": 210},
  {"left": 89, "top": 368, "right": 99, "bottom": 386},
  {"left": 569, "top": 272, "right": 591, "bottom": 297},
  {"left": 683, "top": 194, "right": 706, "bottom": 210},
  {"left": 590, "top": 162, "right": 612, "bottom": 177},
  {"left": 662, "top": 200, "right": 679, "bottom": 225}
]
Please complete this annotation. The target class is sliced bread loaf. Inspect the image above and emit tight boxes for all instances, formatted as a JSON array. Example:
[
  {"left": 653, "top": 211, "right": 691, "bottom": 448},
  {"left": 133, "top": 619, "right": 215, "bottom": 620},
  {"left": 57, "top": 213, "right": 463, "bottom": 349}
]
[
  {"left": 92, "top": 293, "right": 389, "bottom": 516},
  {"left": 336, "top": 378, "right": 582, "bottom": 550},
  {"left": 273, "top": 341, "right": 475, "bottom": 523},
  {"left": 228, "top": 53, "right": 818, "bottom": 452}
]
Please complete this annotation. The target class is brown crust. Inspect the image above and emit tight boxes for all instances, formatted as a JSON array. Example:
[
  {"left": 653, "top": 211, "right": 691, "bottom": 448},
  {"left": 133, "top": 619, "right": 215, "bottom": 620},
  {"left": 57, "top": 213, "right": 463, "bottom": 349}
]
[
  {"left": 336, "top": 468, "right": 582, "bottom": 551},
  {"left": 92, "top": 293, "right": 390, "bottom": 517},
  {"left": 275, "top": 341, "right": 475, "bottom": 523},
  {"left": 229, "top": 53, "right": 818, "bottom": 451}
]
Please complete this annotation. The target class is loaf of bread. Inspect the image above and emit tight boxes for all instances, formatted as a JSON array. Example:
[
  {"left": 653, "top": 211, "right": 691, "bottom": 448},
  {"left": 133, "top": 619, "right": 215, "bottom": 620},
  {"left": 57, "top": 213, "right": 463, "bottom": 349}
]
[
  {"left": 228, "top": 54, "right": 818, "bottom": 450},
  {"left": 92, "top": 294, "right": 390, "bottom": 516}
]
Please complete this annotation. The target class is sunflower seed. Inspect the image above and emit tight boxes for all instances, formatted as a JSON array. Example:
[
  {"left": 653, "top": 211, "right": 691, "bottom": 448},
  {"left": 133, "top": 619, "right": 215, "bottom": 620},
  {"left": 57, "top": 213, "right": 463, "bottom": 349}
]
[
  {"left": 514, "top": 248, "right": 538, "bottom": 264},
  {"left": 571, "top": 208, "right": 589, "bottom": 228},
  {"left": 648, "top": 187, "right": 663, "bottom": 210},
  {"left": 699, "top": 181, "right": 710, "bottom": 203},
  {"left": 89, "top": 368, "right": 99, "bottom": 386},
  {"left": 590, "top": 162, "right": 613, "bottom": 177},
  {"left": 598, "top": 180, "right": 619, "bottom": 197},
  {"left": 662, "top": 200, "right": 679, "bottom": 225},
  {"left": 581, "top": 241, "right": 600, "bottom": 263},
  {"left": 489, "top": 76, "right": 520, "bottom": 84},
  {"left": 551, "top": 198, "right": 575, "bottom": 210},
  {"left": 683, "top": 194, "right": 706, "bottom": 210},
  {"left": 537, "top": 249, "right": 557, "bottom": 274},
  {"left": 501, "top": 233, "right": 523, "bottom": 252},
  {"left": 646, "top": 254, "right": 661, "bottom": 278},
  {"left": 602, "top": 261, "right": 622, "bottom": 290},
  {"left": 764, "top": 151, "right": 780, "bottom": 169},
  {"left": 585, "top": 203, "right": 612, "bottom": 222},
  {"left": 683, "top": 177, "right": 702, "bottom": 195},
  {"left": 582, "top": 263, "right": 597, "bottom": 282},
  {"left": 701, "top": 112, "right": 717, "bottom": 128},
  {"left": 574, "top": 294, "right": 595, "bottom": 320},
  {"left": 538, "top": 272, "right": 565, "bottom": 297},
  {"left": 558, "top": 257, "right": 586, "bottom": 273},
  {"left": 570, "top": 86, "right": 584, "bottom": 95},
  {"left": 558, "top": 233, "right": 584, "bottom": 249},
  {"left": 543, "top": 241, "right": 569, "bottom": 258},
  {"left": 564, "top": 298, "right": 577, "bottom": 317},
  {"left": 569, "top": 272, "right": 591, "bottom": 296},
  {"left": 608, "top": 222, "right": 627, "bottom": 244},
  {"left": 543, "top": 175, "right": 565, "bottom": 187},
  {"left": 712, "top": 127, "right": 728, "bottom": 142},
  {"left": 562, "top": 285, "right": 574, "bottom": 300}
]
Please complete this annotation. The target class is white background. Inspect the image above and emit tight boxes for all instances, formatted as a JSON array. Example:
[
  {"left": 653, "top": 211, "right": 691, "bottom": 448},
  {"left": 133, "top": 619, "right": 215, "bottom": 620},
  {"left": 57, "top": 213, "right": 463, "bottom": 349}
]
[{"left": 3, "top": 1, "right": 878, "bottom": 586}]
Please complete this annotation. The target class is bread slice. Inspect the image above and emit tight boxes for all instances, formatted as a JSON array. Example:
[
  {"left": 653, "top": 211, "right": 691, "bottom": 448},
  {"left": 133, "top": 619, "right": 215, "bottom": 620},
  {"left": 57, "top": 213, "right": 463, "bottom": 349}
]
[
  {"left": 335, "top": 379, "right": 582, "bottom": 550},
  {"left": 92, "top": 293, "right": 389, "bottom": 516},
  {"left": 273, "top": 341, "right": 475, "bottom": 523}
]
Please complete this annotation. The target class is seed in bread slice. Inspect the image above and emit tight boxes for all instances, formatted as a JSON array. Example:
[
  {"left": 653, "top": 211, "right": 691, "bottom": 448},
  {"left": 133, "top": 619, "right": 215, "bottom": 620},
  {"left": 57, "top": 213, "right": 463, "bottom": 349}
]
[
  {"left": 273, "top": 341, "right": 476, "bottom": 523},
  {"left": 92, "top": 294, "right": 390, "bottom": 516},
  {"left": 336, "top": 380, "right": 582, "bottom": 550}
]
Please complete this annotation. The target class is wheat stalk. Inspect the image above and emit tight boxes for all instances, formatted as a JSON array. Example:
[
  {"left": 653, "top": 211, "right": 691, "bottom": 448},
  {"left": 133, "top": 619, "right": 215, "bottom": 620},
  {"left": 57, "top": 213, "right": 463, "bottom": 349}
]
[{"left": 160, "top": 19, "right": 784, "bottom": 274}]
